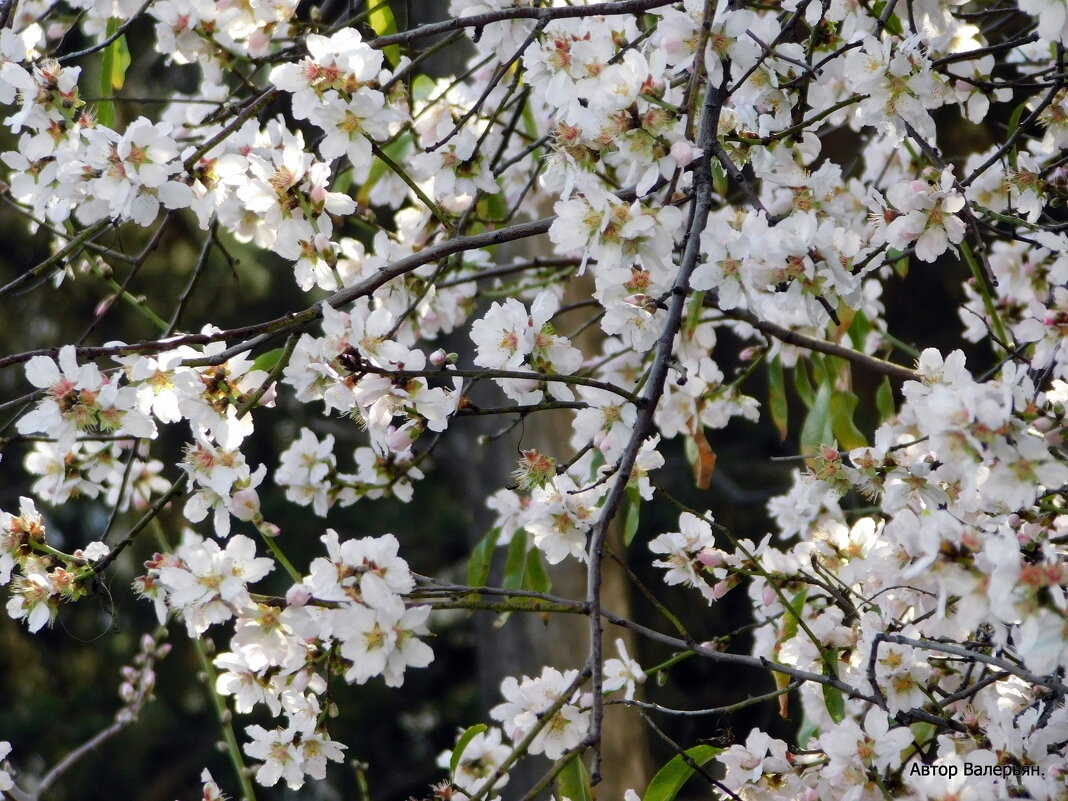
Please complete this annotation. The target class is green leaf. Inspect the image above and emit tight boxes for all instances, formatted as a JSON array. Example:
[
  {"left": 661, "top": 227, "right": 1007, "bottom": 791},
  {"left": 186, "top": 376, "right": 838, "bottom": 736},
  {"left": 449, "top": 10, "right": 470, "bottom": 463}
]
[
  {"left": 711, "top": 159, "right": 728, "bottom": 198},
  {"left": 477, "top": 192, "right": 508, "bottom": 222},
  {"left": 556, "top": 754, "right": 593, "bottom": 801},
  {"left": 822, "top": 648, "right": 845, "bottom": 723},
  {"left": 523, "top": 546, "right": 551, "bottom": 594},
  {"left": 891, "top": 251, "right": 909, "bottom": 278},
  {"left": 767, "top": 356, "right": 788, "bottom": 441},
  {"left": 823, "top": 683, "right": 845, "bottom": 723},
  {"left": 799, "top": 382, "right": 833, "bottom": 458},
  {"left": 496, "top": 531, "right": 528, "bottom": 626},
  {"left": 642, "top": 745, "right": 722, "bottom": 801},
  {"left": 467, "top": 528, "right": 500, "bottom": 588},
  {"left": 772, "top": 589, "right": 807, "bottom": 712},
  {"left": 501, "top": 530, "right": 528, "bottom": 591},
  {"left": 368, "top": 1, "right": 401, "bottom": 66},
  {"left": 845, "top": 309, "right": 872, "bottom": 352},
  {"left": 1006, "top": 100, "right": 1028, "bottom": 172},
  {"left": 623, "top": 485, "right": 641, "bottom": 546},
  {"left": 779, "top": 588, "right": 807, "bottom": 646},
  {"left": 97, "top": 18, "right": 130, "bottom": 128},
  {"left": 829, "top": 390, "right": 866, "bottom": 450},
  {"left": 875, "top": 376, "right": 895, "bottom": 422},
  {"left": 684, "top": 290, "right": 704, "bottom": 337},
  {"left": 449, "top": 724, "right": 489, "bottom": 774},
  {"left": 793, "top": 361, "right": 815, "bottom": 408},
  {"left": 588, "top": 450, "right": 606, "bottom": 482},
  {"left": 412, "top": 74, "right": 436, "bottom": 102},
  {"left": 251, "top": 347, "right": 285, "bottom": 373}
]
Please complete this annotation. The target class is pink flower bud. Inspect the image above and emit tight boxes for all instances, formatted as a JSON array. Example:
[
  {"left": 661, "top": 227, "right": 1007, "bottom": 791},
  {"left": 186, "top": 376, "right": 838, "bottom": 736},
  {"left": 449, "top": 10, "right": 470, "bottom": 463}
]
[
  {"left": 286, "top": 583, "right": 313, "bottom": 606},
  {"left": 761, "top": 582, "right": 777, "bottom": 606},
  {"left": 386, "top": 425, "right": 415, "bottom": 451},
  {"left": 258, "top": 521, "right": 281, "bottom": 538},
  {"left": 429, "top": 348, "right": 448, "bottom": 367},
  {"left": 670, "top": 140, "right": 698, "bottom": 167},
  {"left": 697, "top": 548, "right": 723, "bottom": 568}
]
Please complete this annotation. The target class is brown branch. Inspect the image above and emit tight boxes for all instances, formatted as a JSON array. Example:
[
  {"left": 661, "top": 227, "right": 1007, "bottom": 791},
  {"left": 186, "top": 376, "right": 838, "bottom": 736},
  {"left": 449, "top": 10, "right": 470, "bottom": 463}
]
[{"left": 722, "top": 306, "right": 920, "bottom": 382}]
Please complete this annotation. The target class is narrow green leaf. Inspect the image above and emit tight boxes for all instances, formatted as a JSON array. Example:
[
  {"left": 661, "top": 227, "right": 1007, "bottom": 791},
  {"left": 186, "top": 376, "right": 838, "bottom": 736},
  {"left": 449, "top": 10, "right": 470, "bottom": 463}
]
[
  {"left": 772, "top": 589, "right": 807, "bottom": 709},
  {"left": 501, "top": 530, "right": 528, "bottom": 591},
  {"left": 450, "top": 724, "right": 489, "bottom": 775},
  {"left": 523, "top": 546, "right": 551, "bottom": 594},
  {"left": 251, "top": 347, "right": 285, "bottom": 373},
  {"left": 556, "top": 754, "right": 593, "bottom": 801},
  {"left": 684, "top": 290, "right": 704, "bottom": 337},
  {"left": 642, "top": 745, "right": 722, "bottom": 801},
  {"left": 823, "top": 683, "right": 845, "bottom": 723},
  {"left": 623, "top": 485, "right": 641, "bottom": 546},
  {"left": 588, "top": 450, "right": 606, "bottom": 482},
  {"left": 822, "top": 648, "right": 845, "bottom": 723},
  {"left": 875, "top": 376, "right": 895, "bottom": 422},
  {"left": 845, "top": 309, "right": 871, "bottom": 352},
  {"left": 800, "top": 382, "right": 833, "bottom": 458},
  {"left": 368, "top": 2, "right": 401, "bottom": 66},
  {"left": 793, "top": 361, "right": 814, "bottom": 408},
  {"left": 711, "top": 160, "right": 728, "bottom": 198},
  {"left": 780, "top": 588, "right": 807, "bottom": 646},
  {"left": 97, "top": 19, "right": 131, "bottom": 128},
  {"left": 767, "top": 356, "right": 788, "bottom": 441},
  {"left": 1006, "top": 101, "right": 1028, "bottom": 172},
  {"left": 110, "top": 32, "right": 131, "bottom": 90},
  {"left": 829, "top": 391, "right": 867, "bottom": 450},
  {"left": 467, "top": 528, "right": 500, "bottom": 588}
]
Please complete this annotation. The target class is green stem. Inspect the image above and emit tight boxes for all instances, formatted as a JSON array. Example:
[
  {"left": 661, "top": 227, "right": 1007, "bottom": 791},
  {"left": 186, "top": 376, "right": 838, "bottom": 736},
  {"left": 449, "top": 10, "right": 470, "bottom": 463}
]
[
  {"left": 960, "top": 239, "right": 1009, "bottom": 349},
  {"left": 191, "top": 634, "right": 259, "bottom": 801},
  {"left": 369, "top": 138, "right": 454, "bottom": 232},
  {"left": 259, "top": 529, "right": 301, "bottom": 583},
  {"left": 642, "top": 650, "right": 695, "bottom": 677},
  {"left": 152, "top": 523, "right": 258, "bottom": 801}
]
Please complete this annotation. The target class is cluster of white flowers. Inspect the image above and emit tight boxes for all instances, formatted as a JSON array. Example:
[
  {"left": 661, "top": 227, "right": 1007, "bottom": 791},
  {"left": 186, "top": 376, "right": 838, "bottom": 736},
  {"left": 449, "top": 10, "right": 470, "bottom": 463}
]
[
  {"left": 135, "top": 529, "right": 431, "bottom": 789},
  {"left": 490, "top": 666, "right": 589, "bottom": 761}
]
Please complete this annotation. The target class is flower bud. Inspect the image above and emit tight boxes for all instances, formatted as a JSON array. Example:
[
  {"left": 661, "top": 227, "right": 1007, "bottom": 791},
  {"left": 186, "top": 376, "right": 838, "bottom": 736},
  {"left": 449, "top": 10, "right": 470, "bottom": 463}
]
[
  {"left": 286, "top": 583, "right": 313, "bottom": 606},
  {"left": 697, "top": 548, "right": 723, "bottom": 568},
  {"left": 670, "top": 140, "right": 699, "bottom": 168},
  {"left": 761, "top": 582, "right": 777, "bottom": 607}
]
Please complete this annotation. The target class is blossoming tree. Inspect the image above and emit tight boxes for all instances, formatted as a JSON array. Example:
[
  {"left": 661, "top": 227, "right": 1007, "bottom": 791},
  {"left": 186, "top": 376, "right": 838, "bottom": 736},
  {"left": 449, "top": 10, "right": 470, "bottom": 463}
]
[{"left": 1, "top": 0, "right": 1068, "bottom": 799}]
